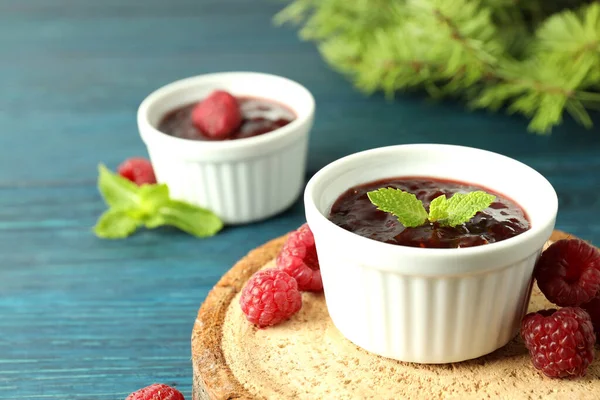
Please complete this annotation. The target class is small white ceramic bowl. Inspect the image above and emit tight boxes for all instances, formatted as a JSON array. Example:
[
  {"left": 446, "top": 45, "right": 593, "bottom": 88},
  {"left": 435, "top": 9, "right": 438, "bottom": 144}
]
[
  {"left": 304, "top": 144, "right": 558, "bottom": 364},
  {"left": 137, "top": 72, "right": 315, "bottom": 224}
]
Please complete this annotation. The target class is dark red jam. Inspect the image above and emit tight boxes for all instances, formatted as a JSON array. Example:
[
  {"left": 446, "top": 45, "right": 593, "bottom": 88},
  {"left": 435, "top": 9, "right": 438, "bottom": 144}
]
[
  {"left": 158, "top": 96, "right": 295, "bottom": 141},
  {"left": 328, "top": 177, "right": 530, "bottom": 249}
]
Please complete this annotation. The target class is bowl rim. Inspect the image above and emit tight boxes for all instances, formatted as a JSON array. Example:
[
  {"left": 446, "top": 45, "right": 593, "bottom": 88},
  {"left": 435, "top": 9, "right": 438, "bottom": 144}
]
[
  {"left": 137, "top": 71, "right": 315, "bottom": 153},
  {"left": 304, "top": 143, "right": 558, "bottom": 265}
]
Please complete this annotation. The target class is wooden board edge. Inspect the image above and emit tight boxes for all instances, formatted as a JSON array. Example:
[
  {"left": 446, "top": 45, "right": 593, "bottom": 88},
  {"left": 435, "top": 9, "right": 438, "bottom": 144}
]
[
  {"left": 192, "top": 235, "right": 288, "bottom": 400},
  {"left": 550, "top": 230, "right": 574, "bottom": 242}
]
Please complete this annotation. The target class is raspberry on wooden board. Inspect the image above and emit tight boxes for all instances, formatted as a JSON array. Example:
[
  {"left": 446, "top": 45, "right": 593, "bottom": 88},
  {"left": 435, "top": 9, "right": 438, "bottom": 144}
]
[
  {"left": 521, "top": 307, "right": 596, "bottom": 378},
  {"left": 239, "top": 268, "right": 303, "bottom": 328},
  {"left": 276, "top": 224, "right": 323, "bottom": 292},
  {"left": 581, "top": 296, "right": 600, "bottom": 340},
  {"left": 535, "top": 239, "right": 600, "bottom": 307}
]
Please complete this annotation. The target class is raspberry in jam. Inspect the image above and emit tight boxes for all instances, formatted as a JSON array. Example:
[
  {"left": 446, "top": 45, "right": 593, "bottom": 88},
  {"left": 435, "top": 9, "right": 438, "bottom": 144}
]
[
  {"left": 328, "top": 177, "right": 530, "bottom": 249},
  {"left": 158, "top": 96, "right": 295, "bottom": 141}
]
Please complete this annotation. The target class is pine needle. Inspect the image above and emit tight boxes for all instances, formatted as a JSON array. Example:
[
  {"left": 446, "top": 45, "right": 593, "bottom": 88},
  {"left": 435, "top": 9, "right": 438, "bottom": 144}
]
[{"left": 276, "top": 0, "right": 600, "bottom": 133}]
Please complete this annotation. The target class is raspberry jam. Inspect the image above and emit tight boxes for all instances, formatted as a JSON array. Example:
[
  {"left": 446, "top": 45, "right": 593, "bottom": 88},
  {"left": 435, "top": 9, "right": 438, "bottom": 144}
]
[
  {"left": 158, "top": 96, "right": 295, "bottom": 141},
  {"left": 328, "top": 177, "right": 530, "bottom": 249}
]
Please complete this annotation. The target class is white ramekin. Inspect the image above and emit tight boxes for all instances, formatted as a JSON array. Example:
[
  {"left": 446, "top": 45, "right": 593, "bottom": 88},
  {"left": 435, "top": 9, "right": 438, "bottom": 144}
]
[
  {"left": 304, "top": 144, "right": 558, "bottom": 364},
  {"left": 137, "top": 72, "right": 315, "bottom": 224}
]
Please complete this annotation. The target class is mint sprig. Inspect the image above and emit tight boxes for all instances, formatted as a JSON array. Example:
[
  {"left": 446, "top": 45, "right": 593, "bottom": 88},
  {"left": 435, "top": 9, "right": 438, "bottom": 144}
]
[
  {"left": 94, "top": 165, "right": 223, "bottom": 239},
  {"left": 367, "top": 188, "right": 495, "bottom": 228},
  {"left": 427, "top": 191, "right": 496, "bottom": 227},
  {"left": 367, "top": 188, "right": 429, "bottom": 228}
]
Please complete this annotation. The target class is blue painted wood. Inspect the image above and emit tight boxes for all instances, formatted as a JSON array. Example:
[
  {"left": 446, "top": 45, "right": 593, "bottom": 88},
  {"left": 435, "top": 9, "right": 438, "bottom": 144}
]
[{"left": 0, "top": 1, "right": 599, "bottom": 398}]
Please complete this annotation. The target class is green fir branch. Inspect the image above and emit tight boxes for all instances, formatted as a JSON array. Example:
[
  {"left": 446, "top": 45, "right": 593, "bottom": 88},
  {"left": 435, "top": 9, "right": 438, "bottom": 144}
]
[
  {"left": 534, "top": 2, "right": 600, "bottom": 87},
  {"left": 276, "top": 0, "right": 600, "bottom": 134}
]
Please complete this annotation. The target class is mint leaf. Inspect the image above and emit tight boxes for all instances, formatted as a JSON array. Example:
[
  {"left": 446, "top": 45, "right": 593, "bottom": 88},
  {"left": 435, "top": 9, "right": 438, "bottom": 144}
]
[
  {"left": 138, "top": 183, "right": 170, "bottom": 215},
  {"left": 139, "top": 183, "right": 169, "bottom": 200},
  {"left": 367, "top": 188, "right": 428, "bottom": 228},
  {"left": 151, "top": 199, "right": 224, "bottom": 237},
  {"left": 367, "top": 186, "right": 497, "bottom": 229},
  {"left": 98, "top": 164, "right": 140, "bottom": 209},
  {"left": 428, "top": 194, "right": 449, "bottom": 222},
  {"left": 429, "top": 191, "right": 496, "bottom": 227},
  {"left": 94, "top": 164, "right": 223, "bottom": 239},
  {"left": 94, "top": 209, "right": 140, "bottom": 239}
]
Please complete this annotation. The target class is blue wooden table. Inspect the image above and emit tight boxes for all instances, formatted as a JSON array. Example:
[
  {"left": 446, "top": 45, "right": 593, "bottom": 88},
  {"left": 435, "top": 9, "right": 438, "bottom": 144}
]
[{"left": 1, "top": 1, "right": 599, "bottom": 399}]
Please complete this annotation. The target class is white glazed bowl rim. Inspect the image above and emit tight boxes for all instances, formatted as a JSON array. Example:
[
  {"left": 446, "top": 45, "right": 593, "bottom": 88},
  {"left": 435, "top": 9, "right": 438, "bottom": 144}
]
[
  {"left": 304, "top": 144, "right": 558, "bottom": 276},
  {"left": 137, "top": 71, "right": 315, "bottom": 160}
]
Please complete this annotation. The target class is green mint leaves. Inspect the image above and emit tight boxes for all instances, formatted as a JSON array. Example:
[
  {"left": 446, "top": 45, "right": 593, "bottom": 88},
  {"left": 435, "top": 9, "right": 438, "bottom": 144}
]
[
  {"left": 367, "top": 188, "right": 496, "bottom": 228},
  {"left": 367, "top": 188, "right": 429, "bottom": 228},
  {"left": 427, "top": 191, "right": 496, "bottom": 227},
  {"left": 94, "top": 165, "right": 223, "bottom": 239}
]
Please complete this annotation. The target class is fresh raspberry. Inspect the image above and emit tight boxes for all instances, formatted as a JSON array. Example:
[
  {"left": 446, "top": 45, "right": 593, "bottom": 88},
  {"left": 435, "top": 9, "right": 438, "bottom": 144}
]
[
  {"left": 191, "top": 90, "right": 242, "bottom": 139},
  {"left": 239, "top": 268, "right": 302, "bottom": 328},
  {"left": 534, "top": 239, "right": 600, "bottom": 306},
  {"left": 521, "top": 307, "right": 596, "bottom": 378},
  {"left": 581, "top": 296, "right": 600, "bottom": 339},
  {"left": 118, "top": 157, "right": 157, "bottom": 186},
  {"left": 276, "top": 224, "right": 322, "bottom": 292},
  {"left": 126, "top": 383, "right": 185, "bottom": 400}
]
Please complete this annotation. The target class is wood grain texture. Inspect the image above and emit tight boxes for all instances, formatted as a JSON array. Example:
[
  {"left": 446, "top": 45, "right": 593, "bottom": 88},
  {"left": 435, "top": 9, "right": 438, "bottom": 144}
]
[{"left": 0, "top": 0, "right": 599, "bottom": 399}]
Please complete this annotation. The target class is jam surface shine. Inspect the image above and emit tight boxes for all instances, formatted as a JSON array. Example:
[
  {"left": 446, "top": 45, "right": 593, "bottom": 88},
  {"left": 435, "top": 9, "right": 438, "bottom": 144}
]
[{"left": 328, "top": 177, "right": 530, "bottom": 249}]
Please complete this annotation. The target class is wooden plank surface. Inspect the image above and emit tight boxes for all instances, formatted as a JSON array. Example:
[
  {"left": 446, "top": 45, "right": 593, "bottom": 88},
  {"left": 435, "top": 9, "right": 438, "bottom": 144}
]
[{"left": 0, "top": 1, "right": 599, "bottom": 399}]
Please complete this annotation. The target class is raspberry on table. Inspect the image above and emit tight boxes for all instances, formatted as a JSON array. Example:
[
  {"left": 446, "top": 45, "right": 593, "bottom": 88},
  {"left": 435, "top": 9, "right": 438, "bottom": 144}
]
[
  {"left": 276, "top": 223, "right": 322, "bottom": 292},
  {"left": 191, "top": 90, "right": 242, "bottom": 139},
  {"left": 534, "top": 239, "right": 600, "bottom": 307},
  {"left": 239, "top": 268, "right": 302, "bottom": 328},
  {"left": 521, "top": 307, "right": 596, "bottom": 378},
  {"left": 118, "top": 157, "right": 157, "bottom": 186},
  {"left": 125, "top": 383, "right": 185, "bottom": 400}
]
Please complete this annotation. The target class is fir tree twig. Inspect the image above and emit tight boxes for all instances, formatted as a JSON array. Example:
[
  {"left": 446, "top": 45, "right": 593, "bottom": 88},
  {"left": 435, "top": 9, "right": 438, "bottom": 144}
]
[{"left": 276, "top": 0, "right": 600, "bottom": 133}]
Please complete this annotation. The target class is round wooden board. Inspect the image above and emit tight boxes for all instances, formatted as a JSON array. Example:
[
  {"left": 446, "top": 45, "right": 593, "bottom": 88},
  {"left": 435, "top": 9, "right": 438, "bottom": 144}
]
[{"left": 191, "top": 231, "right": 585, "bottom": 400}]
